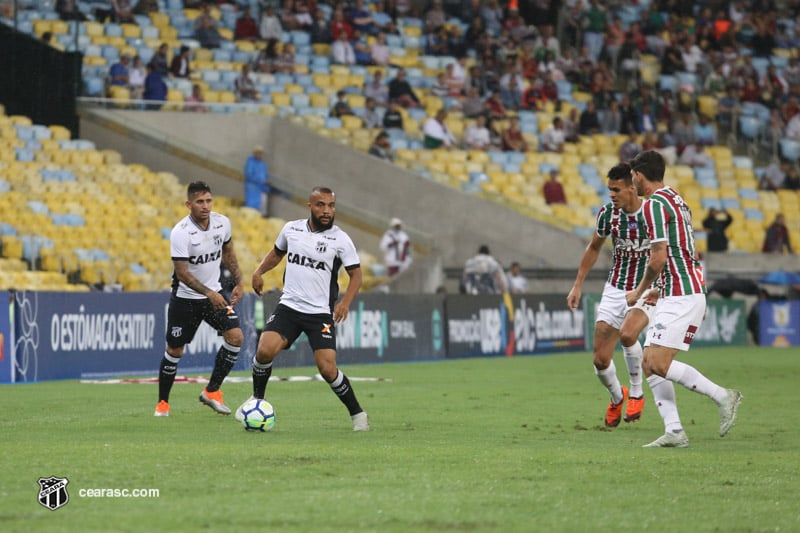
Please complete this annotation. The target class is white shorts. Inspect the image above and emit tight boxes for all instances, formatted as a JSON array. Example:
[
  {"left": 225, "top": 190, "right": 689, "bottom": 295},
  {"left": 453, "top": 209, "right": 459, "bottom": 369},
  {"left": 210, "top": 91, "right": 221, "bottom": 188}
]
[
  {"left": 645, "top": 293, "right": 706, "bottom": 351},
  {"left": 595, "top": 283, "right": 655, "bottom": 330}
]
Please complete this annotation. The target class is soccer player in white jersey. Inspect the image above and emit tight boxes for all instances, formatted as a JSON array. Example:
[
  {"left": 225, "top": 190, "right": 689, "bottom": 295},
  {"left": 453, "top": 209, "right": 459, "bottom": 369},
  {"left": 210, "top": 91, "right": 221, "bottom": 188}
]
[
  {"left": 626, "top": 150, "right": 742, "bottom": 448},
  {"left": 154, "top": 181, "right": 245, "bottom": 417},
  {"left": 567, "top": 162, "right": 655, "bottom": 428},
  {"left": 235, "top": 187, "right": 369, "bottom": 431}
]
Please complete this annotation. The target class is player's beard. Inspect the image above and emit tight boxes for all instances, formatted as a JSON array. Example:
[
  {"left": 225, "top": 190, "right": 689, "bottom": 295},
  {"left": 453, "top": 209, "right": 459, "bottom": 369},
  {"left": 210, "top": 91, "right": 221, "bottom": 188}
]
[{"left": 311, "top": 213, "right": 334, "bottom": 231}]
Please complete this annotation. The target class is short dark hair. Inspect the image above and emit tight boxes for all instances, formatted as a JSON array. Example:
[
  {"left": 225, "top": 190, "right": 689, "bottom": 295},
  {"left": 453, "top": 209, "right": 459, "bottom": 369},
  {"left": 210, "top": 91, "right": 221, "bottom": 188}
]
[
  {"left": 607, "top": 162, "right": 632, "bottom": 184},
  {"left": 478, "top": 244, "right": 490, "bottom": 254},
  {"left": 629, "top": 150, "right": 665, "bottom": 182},
  {"left": 187, "top": 181, "right": 211, "bottom": 199}
]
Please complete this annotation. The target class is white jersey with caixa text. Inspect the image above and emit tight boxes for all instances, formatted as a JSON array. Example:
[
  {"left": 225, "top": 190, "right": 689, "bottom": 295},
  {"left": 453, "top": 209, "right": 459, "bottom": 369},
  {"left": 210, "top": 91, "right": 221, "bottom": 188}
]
[
  {"left": 170, "top": 212, "right": 231, "bottom": 299},
  {"left": 275, "top": 219, "right": 360, "bottom": 315}
]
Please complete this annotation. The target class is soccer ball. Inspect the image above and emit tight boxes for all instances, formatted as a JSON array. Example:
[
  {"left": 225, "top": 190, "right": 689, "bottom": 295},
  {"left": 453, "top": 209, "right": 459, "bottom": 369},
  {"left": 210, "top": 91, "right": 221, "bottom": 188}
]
[{"left": 241, "top": 399, "right": 275, "bottom": 432}]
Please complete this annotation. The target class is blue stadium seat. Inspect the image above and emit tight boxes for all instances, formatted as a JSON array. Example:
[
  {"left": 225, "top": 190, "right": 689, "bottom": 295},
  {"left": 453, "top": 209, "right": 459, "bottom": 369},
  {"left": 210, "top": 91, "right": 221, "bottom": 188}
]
[{"left": 779, "top": 138, "right": 800, "bottom": 162}]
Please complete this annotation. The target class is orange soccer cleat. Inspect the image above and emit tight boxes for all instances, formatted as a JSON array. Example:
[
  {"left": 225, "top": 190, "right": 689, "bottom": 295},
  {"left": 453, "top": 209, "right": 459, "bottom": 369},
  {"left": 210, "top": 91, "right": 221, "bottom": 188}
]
[
  {"left": 605, "top": 385, "right": 628, "bottom": 428},
  {"left": 624, "top": 395, "right": 646, "bottom": 423},
  {"left": 154, "top": 400, "right": 170, "bottom": 417}
]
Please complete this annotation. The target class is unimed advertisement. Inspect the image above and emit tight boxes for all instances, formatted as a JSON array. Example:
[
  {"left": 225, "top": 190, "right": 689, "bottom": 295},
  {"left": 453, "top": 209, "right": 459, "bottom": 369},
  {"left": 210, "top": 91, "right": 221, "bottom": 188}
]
[
  {"left": 446, "top": 294, "right": 585, "bottom": 358},
  {"left": 11, "top": 291, "right": 257, "bottom": 382},
  {"left": 261, "top": 293, "right": 447, "bottom": 366}
]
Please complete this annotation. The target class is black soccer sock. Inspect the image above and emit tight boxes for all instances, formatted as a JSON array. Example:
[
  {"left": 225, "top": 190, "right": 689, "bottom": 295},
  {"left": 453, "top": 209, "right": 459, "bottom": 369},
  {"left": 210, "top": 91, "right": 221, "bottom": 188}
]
[
  {"left": 252, "top": 356, "right": 273, "bottom": 399},
  {"left": 206, "top": 342, "right": 240, "bottom": 393},
  {"left": 158, "top": 352, "right": 180, "bottom": 402},
  {"left": 328, "top": 370, "right": 363, "bottom": 416}
]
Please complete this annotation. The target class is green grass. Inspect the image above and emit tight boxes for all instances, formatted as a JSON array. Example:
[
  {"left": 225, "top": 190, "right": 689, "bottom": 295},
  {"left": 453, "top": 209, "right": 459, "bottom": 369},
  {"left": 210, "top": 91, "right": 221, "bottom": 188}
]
[{"left": 1, "top": 347, "right": 799, "bottom": 532}]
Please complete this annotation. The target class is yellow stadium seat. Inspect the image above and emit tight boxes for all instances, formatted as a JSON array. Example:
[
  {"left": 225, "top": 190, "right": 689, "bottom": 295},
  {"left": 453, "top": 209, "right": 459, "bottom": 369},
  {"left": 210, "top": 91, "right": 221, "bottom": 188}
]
[
  {"left": 271, "top": 93, "right": 290, "bottom": 106},
  {"left": 49, "top": 125, "right": 71, "bottom": 141},
  {"left": 341, "top": 115, "right": 363, "bottom": 130},
  {"left": 121, "top": 23, "right": 141, "bottom": 38},
  {"left": 310, "top": 93, "right": 330, "bottom": 108}
]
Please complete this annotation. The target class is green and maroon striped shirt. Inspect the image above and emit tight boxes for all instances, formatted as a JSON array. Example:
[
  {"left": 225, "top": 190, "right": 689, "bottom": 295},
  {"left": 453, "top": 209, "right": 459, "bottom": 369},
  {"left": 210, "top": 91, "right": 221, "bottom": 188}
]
[{"left": 596, "top": 202, "right": 650, "bottom": 291}]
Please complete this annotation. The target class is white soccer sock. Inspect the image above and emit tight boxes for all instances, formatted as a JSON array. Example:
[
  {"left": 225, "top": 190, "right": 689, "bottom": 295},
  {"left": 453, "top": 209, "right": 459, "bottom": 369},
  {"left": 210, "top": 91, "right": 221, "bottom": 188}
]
[
  {"left": 647, "top": 374, "right": 683, "bottom": 433},
  {"left": 622, "top": 342, "right": 644, "bottom": 398},
  {"left": 595, "top": 361, "right": 623, "bottom": 404},
  {"left": 665, "top": 360, "right": 727, "bottom": 404}
]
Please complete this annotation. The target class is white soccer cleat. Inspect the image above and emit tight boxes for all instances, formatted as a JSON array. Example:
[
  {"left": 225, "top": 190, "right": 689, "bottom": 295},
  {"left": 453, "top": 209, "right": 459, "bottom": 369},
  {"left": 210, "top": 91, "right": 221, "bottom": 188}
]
[
  {"left": 643, "top": 430, "right": 689, "bottom": 448},
  {"left": 234, "top": 395, "right": 256, "bottom": 422},
  {"left": 719, "top": 389, "right": 743, "bottom": 437},
  {"left": 352, "top": 411, "right": 370, "bottom": 432}
]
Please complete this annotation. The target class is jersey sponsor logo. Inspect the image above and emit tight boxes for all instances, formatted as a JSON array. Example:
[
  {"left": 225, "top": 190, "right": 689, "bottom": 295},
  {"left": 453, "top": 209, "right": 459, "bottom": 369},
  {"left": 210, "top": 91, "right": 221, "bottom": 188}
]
[
  {"left": 614, "top": 237, "right": 650, "bottom": 252},
  {"left": 321, "top": 323, "right": 332, "bottom": 334},
  {"left": 683, "top": 324, "right": 698, "bottom": 345},
  {"left": 189, "top": 250, "right": 221, "bottom": 264},
  {"left": 316, "top": 241, "right": 328, "bottom": 254},
  {"left": 287, "top": 252, "right": 327, "bottom": 270}
]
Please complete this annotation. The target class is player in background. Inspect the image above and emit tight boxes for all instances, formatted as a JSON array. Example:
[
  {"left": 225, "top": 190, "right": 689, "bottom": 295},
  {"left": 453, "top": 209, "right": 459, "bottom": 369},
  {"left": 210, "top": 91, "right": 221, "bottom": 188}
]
[
  {"left": 626, "top": 150, "right": 742, "bottom": 448},
  {"left": 235, "top": 187, "right": 369, "bottom": 431},
  {"left": 155, "top": 181, "right": 245, "bottom": 417},
  {"left": 567, "top": 162, "right": 655, "bottom": 428}
]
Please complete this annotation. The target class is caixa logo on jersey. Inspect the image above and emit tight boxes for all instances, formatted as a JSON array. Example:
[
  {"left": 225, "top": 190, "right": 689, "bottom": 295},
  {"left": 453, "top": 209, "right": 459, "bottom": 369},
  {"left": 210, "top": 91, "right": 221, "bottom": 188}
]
[{"left": 38, "top": 476, "right": 69, "bottom": 511}]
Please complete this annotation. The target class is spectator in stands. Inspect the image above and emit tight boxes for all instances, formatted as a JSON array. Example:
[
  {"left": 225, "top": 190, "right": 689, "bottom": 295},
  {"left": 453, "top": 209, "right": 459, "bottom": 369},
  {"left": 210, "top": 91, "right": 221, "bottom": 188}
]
[
  {"left": 671, "top": 112, "right": 696, "bottom": 154},
  {"left": 277, "top": 0, "right": 298, "bottom": 30},
  {"left": 132, "top": 0, "right": 158, "bottom": 15},
  {"left": 543, "top": 169, "right": 567, "bottom": 205},
  {"left": 501, "top": 116, "right": 527, "bottom": 152},
  {"left": 579, "top": 101, "right": 601, "bottom": 135},
  {"left": 259, "top": 5, "right": 284, "bottom": 42},
  {"left": 498, "top": 69, "right": 524, "bottom": 111},
  {"left": 235, "top": 7, "right": 259, "bottom": 41},
  {"left": 388, "top": 69, "right": 421, "bottom": 108},
  {"left": 784, "top": 166, "right": 800, "bottom": 190},
  {"left": 618, "top": 130, "right": 642, "bottom": 162},
  {"left": 694, "top": 114, "right": 717, "bottom": 146},
  {"left": 330, "top": 91, "right": 356, "bottom": 118},
  {"left": 244, "top": 146, "right": 269, "bottom": 215},
  {"left": 541, "top": 117, "right": 565, "bottom": 153},
  {"left": 423, "top": 109, "right": 456, "bottom": 149},
  {"left": 598, "top": 97, "right": 621, "bottom": 134},
  {"left": 786, "top": 113, "right": 800, "bottom": 140},
  {"left": 506, "top": 261, "right": 528, "bottom": 294},
  {"left": 636, "top": 103, "right": 658, "bottom": 135},
  {"left": 292, "top": 0, "right": 314, "bottom": 30},
  {"left": 581, "top": 0, "right": 607, "bottom": 62},
  {"left": 108, "top": 54, "right": 131, "bottom": 88},
  {"left": 521, "top": 77, "right": 545, "bottom": 111},
  {"left": 717, "top": 85, "right": 739, "bottom": 131},
  {"left": 462, "top": 244, "right": 507, "bottom": 295},
  {"left": 660, "top": 39, "right": 684, "bottom": 75},
  {"left": 332, "top": 31, "right": 356, "bottom": 65},
  {"left": 483, "top": 91, "right": 507, "bottom": 120},
  {"left": 382, "top": 101, "right": 404, "bottom": 130},
  {"left": 362, "top": 97, "right": 383, "bottom": 129},
  {"left": 111, "top": 0, "right": 136, "bottom": 23},
  {"left": 330, "top": 6, "right": 354, "bottom": 41},
  {"left": 169, "top": 46, "right": 192, "bottom": 79},
  {"left": 464, "top": 114, "right": 491, "bottom": 150},
  {"left": 563, "top": 107, "right": 581, "bottom": 143},
  {"left": 679, "top": 142, "right": 713, "bottom": 168},
  {"left": 431, "top": 73, "right": 449, "bottom": 98},
  {"left": 364, "top": 70, "right": 389, "bottom": 107},
  {"left": 274, "top": 42, "right": 296, "bottom": 74},
  {"left": 703, "top": 208, "right": 733, "bottom": 252},
  {"left": 149, "top": 43, "right": 170, "bottom": 77},
  {"left": 762, "top": 213, "right": 793, "bottom": 254},
  {"left": 143, "top": 63, "right": 167, "bottom": 109},
  {"left": 351, "top": 0, "right": 377, "bottom": 35},
  {"left": 760, "top": 159, "right": 789, "bottom": 191},
  {"left": 186, "top": 83, "right": 208, "bottom": 112},
  {"left": 462, "top": 86, "right": 485, "bottom": 118},
  {"left": 603, "top": 16, "right": 625, "bottom": 74},
  {"left": 309, "top": 9, "right": 331, "bottom": 43},
  {"left": 253, "top": 40, "right": 278, "bottom": 73},
  {"left": 371, "top": 0, "right": 394, "bottom": 33},
  {"left": 234, "top": 64, "right": 259, "bottom": 102},
  {"left": 380, "top": 218, "right": 412, "bottom": 276},
  {"left": 129, "top": 55, "right": 145, "bottom": 100},
  {"left": 486, "top": 117, "right": 503, "bottom": 150},
  {"left": 56, "top": 0, "right": 86, "bottom": 20},
  {"left": 370, "top": 32, "right": 391, "bottom": 67},
  {"left": 195, "top": 3, "right": 222, "bottom": 49},
  {"left": 368, "top": 131, "right": 394, "bottom": 161},
  {"left": 351, "top": 30, "right": 373, "bottom": 66}
]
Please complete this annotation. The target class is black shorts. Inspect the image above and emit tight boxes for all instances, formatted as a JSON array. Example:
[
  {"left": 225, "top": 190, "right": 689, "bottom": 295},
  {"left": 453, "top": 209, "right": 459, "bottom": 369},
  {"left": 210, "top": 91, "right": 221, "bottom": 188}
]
[
  {"left": 166, "top": 295, "right": 241, "bottom": 348},
  {"left": 264, "top": 304, "right": 336, "bottom": 351}
]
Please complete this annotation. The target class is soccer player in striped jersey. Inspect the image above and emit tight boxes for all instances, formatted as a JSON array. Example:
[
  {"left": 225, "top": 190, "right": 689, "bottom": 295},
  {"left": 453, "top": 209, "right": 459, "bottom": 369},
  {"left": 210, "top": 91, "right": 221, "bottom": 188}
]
[
  {"left": 567, "top": 162, "right": 655, "bottom": 429},
  {"left": 626, "top": 150, "right": 742, "bottom": 448},
  {"left": 155, "top": 181, "right": 245, "bottom": 417},
  {"left": 235, "top": 187, "right": 369, "bottom": 431}
]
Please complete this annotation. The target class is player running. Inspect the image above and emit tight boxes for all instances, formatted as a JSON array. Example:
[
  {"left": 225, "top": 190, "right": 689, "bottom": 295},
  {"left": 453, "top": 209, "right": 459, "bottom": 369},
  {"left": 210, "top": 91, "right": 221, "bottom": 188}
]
[
  {"left": 567, "top": 162, "right": 656, "bottom": 428},
  {"left": 154, "top": 181, "right": 245, "bottom": 417},
  {"left": 235, "top": 186, "right": 369, "bottom": 431},
  {"left": 626, "top": 150, "right": 742, "bottom": 448}
]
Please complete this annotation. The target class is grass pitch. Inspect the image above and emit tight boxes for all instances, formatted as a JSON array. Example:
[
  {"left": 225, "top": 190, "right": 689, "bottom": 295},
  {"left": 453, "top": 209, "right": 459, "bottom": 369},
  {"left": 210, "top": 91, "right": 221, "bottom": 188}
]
[{"left": 1, "top": 346, "right": 798, "bottom": 532}]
